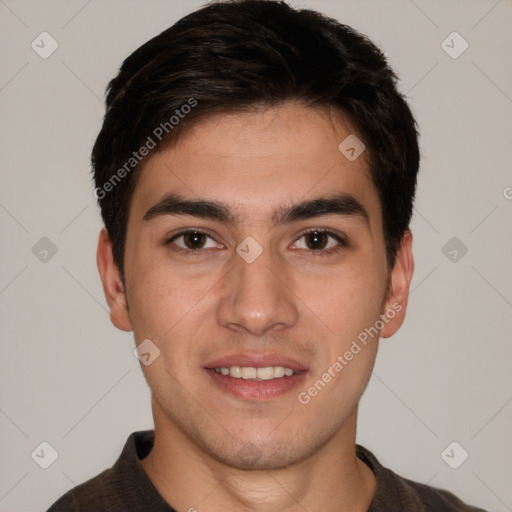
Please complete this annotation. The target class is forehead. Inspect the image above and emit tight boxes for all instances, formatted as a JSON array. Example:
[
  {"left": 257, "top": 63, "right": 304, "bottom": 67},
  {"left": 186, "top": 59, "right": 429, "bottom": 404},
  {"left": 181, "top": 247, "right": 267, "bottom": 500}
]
[{"left": 129, "top": 102, "right": 380, "bottom": 225}]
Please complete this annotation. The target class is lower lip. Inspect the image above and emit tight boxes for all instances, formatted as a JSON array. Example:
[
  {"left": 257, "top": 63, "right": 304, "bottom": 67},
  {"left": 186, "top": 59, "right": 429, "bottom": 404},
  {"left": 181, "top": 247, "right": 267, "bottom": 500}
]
[{"left": 206, "top": 369, "right": 307, "bottom": 401}]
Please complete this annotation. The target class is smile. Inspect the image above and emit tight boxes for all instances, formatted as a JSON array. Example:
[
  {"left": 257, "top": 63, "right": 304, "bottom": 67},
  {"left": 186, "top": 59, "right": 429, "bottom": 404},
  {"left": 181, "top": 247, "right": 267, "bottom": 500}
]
[{"left": 214, "top": 366, "right": 295, "bottom": 380}]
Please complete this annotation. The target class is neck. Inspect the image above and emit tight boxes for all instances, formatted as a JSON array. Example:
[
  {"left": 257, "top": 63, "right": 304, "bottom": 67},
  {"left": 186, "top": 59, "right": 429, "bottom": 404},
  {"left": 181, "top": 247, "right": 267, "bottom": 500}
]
[{"left": 141, "top": 399, "right": 376, "bottom": 512}]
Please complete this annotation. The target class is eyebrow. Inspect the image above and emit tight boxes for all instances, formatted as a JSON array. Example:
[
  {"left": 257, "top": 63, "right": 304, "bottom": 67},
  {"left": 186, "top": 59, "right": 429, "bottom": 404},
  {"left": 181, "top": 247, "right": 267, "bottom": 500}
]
[{"left": 142, "top": 192, "right": 369, "bottom": 227}]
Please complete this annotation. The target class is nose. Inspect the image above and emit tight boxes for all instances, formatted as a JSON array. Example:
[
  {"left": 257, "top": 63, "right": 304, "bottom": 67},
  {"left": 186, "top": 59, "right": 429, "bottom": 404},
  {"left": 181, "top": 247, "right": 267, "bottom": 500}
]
[{"left": 216, "top": 244, "right": 299, "bottom": 336}]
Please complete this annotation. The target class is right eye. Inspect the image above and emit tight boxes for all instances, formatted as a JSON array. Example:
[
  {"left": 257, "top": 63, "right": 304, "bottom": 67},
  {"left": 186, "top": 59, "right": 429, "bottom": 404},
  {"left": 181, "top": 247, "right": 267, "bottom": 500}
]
[{"left": 166, "top": 230, "right": 223, "bottom": 252}]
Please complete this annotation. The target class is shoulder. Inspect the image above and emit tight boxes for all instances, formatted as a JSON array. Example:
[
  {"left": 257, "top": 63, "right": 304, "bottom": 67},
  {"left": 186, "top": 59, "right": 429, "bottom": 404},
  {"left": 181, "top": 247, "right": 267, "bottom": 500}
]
[
  {"left": 45, "top": 468, "right": 114, "bottom": 512},
  {"left": 46, "top": 430, "right": 163, "bottom": 512},
  {"left": 46, "top": 491, "right": 75, "bottom": 512},
  {"left": 357, "top": 445, "right": 489, "bottom": 512},
  {"left": 398, "top": 475, "right": 489, "bottom": 511}
]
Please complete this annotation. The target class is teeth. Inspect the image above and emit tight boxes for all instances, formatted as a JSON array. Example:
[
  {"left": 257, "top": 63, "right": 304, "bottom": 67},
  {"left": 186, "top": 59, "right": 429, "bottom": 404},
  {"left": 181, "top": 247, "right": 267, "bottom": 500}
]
[
  {"left": 230, "top": 366, "right": 242, "bottom": 378},
  {"left": 241, "top": 367, "right": 257, "bottom": 379},
  {"left": 256, "top": 367, "right": 274, "bottom": 380},
  {"left": 274, "top": 366, "right": 285, "bottom": 378},
  {"left": 214, "top": 365, "right": 296, "bottom": 380}
]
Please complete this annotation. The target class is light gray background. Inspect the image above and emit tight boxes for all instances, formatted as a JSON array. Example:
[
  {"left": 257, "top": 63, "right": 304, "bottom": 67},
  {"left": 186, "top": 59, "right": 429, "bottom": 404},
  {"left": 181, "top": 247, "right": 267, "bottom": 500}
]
[{"left": 1, "top": 0, "right": 511, "bottom": 511}]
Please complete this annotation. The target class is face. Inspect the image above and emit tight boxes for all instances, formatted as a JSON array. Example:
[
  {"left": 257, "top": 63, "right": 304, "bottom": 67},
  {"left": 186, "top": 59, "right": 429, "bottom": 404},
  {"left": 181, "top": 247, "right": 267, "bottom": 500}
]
[{"left": 98, "top": 101, "right": 413, "bottom": 470}]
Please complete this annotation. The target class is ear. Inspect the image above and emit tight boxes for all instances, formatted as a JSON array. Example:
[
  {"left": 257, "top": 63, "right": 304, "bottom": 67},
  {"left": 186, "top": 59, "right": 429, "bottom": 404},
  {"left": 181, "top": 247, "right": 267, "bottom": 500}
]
[
  {"left": 96, "top": 228, "right": 133, "bottom": 332},
  {"left": 380, "top": 230, "right": 414, "bottom": 339}
]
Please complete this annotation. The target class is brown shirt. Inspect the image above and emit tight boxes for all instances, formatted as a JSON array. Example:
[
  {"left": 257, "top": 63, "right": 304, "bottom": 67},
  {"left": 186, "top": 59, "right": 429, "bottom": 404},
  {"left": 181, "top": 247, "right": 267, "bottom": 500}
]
[{"left": 46, "top": 430, "right": 487, "bottom": 512}]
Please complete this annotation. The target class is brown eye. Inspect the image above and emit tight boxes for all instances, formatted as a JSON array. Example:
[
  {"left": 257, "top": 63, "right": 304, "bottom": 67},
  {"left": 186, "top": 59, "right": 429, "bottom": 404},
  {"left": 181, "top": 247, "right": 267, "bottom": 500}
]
[
  {"left": 183, "top": 231, "right": 207, "bottom": 249},
  {"left": 304, "top": 230, "right": 328, "bottom": 250},
  {"left": 169, "top": 231, "right": 219, "bottom": 251},
  {"left": 292, "top": 230, "right": 345, "bottom": 253}
]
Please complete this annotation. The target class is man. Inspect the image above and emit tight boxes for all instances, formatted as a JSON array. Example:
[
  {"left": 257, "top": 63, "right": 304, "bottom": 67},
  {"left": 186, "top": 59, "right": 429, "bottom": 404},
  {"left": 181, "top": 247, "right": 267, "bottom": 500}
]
[{"left": 47, "top": 0, "right": 487, "bottom": 510}]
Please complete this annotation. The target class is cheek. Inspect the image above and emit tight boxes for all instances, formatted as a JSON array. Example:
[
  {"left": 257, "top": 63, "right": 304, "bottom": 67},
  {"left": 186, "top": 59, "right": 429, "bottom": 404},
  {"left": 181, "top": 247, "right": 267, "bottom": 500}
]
[
  {"left": 296, "top": 270, "right": 382, "bottom": 414},
  {"left": 126, "top": 256, "right": 219, "bottom": 375},
  {"left": 126, "top": 242, "right": 198, "bottom": 328},
  {"left": 295, "top": 261, "right": 385, "bottom": 344}
]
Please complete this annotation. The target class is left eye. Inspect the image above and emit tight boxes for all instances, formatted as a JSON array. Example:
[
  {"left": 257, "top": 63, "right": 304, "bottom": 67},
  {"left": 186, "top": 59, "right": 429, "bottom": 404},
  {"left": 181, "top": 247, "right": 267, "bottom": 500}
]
[
  {"left": 292, "top": 230, "right": 344, "bottom": 251},
  {"left": 171, "top": 231, "right": 219, "bottom": 250}
]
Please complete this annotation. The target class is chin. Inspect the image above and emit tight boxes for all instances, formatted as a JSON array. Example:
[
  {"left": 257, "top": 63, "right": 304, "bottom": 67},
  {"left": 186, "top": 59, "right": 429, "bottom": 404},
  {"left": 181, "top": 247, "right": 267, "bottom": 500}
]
[{"left": 202, "top": 433, "right": 319, "bottom": 471}]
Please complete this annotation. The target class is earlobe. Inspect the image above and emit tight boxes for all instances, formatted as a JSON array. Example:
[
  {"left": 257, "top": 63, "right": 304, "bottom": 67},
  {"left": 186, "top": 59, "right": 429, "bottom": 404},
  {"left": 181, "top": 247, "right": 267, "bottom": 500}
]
[
  {"left": 380, "top": 230, "right": 414, "bottom": 339},
  {"left": 96, "top": 228, "right": 133, "bottom": 332}
]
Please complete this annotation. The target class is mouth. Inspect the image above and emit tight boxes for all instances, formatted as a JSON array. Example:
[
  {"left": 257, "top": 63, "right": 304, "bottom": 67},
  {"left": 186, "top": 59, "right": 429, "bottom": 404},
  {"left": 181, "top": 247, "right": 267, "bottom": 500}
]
[
  {"left": 213, "top": 365, "right": 296, "bottom": 379},
  {"left": 205, "top": 354, "right": 308, "bottom": 401}
]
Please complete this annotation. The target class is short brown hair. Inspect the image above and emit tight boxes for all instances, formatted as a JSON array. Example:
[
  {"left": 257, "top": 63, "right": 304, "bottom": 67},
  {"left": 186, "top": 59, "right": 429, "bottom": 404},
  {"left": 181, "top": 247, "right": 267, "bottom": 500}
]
[{"left": 92, "top": 0, "right": 420, "bottom": 283}]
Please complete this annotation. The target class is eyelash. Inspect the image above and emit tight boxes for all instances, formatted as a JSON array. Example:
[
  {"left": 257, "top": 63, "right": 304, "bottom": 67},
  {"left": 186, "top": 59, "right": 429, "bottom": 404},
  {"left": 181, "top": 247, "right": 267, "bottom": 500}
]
[
  {"left": 293, "top": 228, "right": 348, "bottom": 256},
  {"left": 164, "top": 228, "right": 347, "bottom": 256}
]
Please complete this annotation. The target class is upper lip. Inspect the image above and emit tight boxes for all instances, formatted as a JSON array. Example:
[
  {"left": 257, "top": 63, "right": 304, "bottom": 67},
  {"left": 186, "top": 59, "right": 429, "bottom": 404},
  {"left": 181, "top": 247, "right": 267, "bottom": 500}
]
[{"left": 205, "top": 353, "right": 308, "bottom": 372}]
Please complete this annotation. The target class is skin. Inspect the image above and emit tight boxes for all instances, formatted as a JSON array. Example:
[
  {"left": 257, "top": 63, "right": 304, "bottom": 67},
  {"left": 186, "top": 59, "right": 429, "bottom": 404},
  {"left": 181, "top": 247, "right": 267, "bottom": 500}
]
[{"left": 97, "top": 101, "right": 414, "bottom": 512}]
